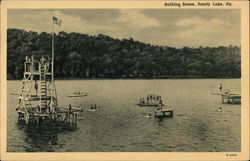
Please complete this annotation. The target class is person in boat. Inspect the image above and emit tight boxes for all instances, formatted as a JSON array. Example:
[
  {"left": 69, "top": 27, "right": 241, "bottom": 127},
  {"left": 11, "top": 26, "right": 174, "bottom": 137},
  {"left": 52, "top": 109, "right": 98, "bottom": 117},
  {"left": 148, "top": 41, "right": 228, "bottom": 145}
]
[
  {"left": 141, "top": 98, "right": 145, "bottom": 104},
  {"left": 156, "top": 96, "right": 159, "bottom": 102},
  {"left": 159, "top": 99, "right": 163, "bottom": 106},
  {"left": 34, "top": 80, "right": 38, "bottom": 96},
  {"left": 219, "top": 84, "right": 223, "bottom": 92},
  {"left": 139, "top": 98, "right": 143, "bottom": 104}
]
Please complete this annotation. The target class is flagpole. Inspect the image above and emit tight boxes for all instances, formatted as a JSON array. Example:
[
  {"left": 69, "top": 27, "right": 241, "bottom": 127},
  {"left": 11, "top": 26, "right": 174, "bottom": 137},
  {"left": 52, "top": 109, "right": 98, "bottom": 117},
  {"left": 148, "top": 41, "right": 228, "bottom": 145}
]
[
  {"left": 51, "top": 16, "right": 54, "bottom": 113},
  {"left": 52, "top": 17, "right": 54, "bottom": 83}
]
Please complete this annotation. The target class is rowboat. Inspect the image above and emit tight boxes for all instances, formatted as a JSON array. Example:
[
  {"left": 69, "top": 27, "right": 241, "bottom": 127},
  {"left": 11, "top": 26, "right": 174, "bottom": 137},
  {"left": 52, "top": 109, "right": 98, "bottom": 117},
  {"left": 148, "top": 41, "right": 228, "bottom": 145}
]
[{"left": 137, "top": 103, "right": 165, "bottom": 107}]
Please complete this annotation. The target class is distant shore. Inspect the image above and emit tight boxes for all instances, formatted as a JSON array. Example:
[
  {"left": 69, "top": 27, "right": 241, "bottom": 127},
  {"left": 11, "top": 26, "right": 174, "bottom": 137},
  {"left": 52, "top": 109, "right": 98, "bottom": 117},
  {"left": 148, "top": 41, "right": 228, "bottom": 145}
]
[{"left": 7, "top": 76, "right": 241, "bottom": 81}]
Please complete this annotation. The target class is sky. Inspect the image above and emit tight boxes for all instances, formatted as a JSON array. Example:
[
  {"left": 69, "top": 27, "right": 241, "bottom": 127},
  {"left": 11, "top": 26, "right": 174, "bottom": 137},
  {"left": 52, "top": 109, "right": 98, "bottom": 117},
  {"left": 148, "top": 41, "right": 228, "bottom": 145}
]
[{"left": 8, "top": 9, "right": 240, "bottom": 48}]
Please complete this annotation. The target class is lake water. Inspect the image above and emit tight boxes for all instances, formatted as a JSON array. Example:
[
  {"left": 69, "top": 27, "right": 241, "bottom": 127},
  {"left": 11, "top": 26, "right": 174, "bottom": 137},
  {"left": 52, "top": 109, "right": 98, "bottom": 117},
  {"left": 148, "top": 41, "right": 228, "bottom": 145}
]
[{"left": 7, "top": 79, "right": 241, "bottom": 152}]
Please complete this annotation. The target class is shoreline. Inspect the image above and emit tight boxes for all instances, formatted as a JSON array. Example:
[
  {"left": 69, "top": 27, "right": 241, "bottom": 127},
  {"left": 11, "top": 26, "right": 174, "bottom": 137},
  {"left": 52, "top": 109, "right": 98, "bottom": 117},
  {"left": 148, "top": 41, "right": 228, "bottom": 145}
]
[{"left": 7, "top": 77, "right": 241, "bottom": 81}]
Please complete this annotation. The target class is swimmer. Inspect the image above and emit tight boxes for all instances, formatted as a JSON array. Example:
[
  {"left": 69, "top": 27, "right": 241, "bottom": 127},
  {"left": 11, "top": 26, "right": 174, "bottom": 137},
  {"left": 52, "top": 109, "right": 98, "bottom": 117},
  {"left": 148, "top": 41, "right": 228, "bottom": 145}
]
[
  {"left": 217, "top": 107, "right": 222, "bottom": 112},
  {"left": 144, "top": 113, "right": 153, "bottom": 118}
]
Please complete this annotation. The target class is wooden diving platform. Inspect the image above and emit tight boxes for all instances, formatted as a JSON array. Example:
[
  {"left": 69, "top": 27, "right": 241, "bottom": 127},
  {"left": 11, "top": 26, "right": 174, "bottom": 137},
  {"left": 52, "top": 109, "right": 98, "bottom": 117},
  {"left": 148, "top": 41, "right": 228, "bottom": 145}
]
[
  {"left": 19, "top": 95, "right": 53, "bottom": 101},
  {"left": 24, "top": 71, "right": 52, "bottom": 75},
  {"left": 17, "top": 106, "right": 81, "bottom": 126}
]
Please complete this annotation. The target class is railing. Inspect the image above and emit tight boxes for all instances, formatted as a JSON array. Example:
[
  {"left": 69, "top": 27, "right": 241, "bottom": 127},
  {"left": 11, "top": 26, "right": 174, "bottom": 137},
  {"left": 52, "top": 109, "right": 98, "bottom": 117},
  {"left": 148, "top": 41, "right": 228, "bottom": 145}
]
[{"left": 24, "top": 61, "right": 52, "bottom": 73}]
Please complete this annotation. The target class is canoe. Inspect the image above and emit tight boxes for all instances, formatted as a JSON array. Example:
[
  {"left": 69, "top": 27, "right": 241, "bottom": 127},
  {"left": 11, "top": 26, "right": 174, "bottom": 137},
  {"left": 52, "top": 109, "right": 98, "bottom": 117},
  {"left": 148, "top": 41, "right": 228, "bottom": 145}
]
[{"left": 67, "top": 93, "right": 87, "bottom": 97}]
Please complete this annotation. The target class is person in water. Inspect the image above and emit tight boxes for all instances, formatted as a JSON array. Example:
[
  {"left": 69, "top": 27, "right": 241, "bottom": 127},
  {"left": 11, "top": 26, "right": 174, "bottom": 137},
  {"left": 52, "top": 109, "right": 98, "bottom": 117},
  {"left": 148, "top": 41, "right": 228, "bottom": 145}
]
[{"left": 218, "top": 107, "right": 222, "bottom": 112}]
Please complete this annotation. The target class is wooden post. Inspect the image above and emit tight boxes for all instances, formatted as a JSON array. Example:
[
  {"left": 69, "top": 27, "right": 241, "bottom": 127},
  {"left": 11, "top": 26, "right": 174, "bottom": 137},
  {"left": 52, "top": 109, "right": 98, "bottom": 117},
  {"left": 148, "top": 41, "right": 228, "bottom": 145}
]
[
  {"left": 75, "top": 113, "right": 77, "bottom": 124},
  {"left": 68, "top": 112, "right": 70, "bottom": 124},
  {"left": 37, "top": 116, "right": 39, "bottom": 125}
]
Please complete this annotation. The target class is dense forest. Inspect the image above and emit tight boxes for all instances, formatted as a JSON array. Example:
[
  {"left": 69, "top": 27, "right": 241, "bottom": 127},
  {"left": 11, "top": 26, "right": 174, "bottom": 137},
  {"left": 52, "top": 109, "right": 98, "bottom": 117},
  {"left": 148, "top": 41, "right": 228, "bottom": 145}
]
[{"left": 7, "top": 28, "right": 241, "bottom": 79}]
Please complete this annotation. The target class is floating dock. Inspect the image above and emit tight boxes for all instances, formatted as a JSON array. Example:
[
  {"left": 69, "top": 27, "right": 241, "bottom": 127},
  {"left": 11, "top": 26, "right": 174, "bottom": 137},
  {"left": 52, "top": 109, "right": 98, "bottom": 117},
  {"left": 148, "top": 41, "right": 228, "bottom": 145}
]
[
  {"left": 222, "top": 94, "right": 241, "bottom": 104},
  {"left": 154, "top": 108, "right": 174, "bottom": 118},
  {"left": 212, "top": 90, "right": 241, "bottom": 105}
]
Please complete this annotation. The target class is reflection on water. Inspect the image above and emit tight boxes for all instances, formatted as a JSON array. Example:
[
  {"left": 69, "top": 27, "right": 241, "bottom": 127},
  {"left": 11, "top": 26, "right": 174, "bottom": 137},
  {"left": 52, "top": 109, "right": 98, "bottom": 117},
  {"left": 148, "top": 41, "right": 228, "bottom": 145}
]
[
  {"left": 7, "top": 79, "right": 241, "bottom": 152},
  {"left": 17, "top": 123, "right": 76, "bottom": 152}
]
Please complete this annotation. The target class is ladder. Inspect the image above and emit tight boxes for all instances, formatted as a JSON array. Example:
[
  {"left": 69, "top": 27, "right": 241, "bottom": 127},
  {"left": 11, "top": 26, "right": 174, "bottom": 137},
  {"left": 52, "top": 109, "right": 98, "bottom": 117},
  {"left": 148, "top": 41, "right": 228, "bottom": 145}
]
[{"left": 40, "top": 64, "right": 47, "bottom": 113}]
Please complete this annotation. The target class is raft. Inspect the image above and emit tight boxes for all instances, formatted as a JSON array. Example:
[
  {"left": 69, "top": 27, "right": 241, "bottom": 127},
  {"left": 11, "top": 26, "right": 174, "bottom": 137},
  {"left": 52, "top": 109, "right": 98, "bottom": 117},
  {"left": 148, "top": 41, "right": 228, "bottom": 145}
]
[{"left": 154, "top": 108, "right": 174, "bottom": 118}]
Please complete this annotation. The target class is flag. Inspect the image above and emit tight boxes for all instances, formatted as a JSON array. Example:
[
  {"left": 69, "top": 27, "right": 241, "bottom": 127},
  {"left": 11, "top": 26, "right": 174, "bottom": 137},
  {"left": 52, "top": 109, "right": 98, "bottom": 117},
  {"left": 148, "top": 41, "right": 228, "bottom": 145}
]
[{"left": 53, "top": 16, "right": 62, "bottom": 27}]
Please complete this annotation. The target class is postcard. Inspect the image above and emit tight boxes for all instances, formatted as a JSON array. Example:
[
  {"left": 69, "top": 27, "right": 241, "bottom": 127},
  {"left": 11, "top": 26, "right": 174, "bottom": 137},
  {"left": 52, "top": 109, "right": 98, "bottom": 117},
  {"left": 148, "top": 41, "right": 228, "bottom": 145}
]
[{"left": 0, "top": 0, "right": 249, "bottom": 160}]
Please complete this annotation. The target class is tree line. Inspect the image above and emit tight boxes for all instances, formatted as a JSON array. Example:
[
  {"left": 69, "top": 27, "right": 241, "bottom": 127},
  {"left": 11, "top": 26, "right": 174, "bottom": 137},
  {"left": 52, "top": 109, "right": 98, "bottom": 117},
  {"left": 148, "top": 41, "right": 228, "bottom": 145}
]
[{"left": 7, "top": 28, "right": 241, "bottom": 79}]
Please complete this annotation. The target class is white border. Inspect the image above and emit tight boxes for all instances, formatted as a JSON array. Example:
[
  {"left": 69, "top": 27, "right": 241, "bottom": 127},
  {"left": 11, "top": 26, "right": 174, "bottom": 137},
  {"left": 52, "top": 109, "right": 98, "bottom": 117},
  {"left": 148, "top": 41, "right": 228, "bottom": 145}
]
[{"left": 1, "top": 1, "right": 249, "bottom": 160}]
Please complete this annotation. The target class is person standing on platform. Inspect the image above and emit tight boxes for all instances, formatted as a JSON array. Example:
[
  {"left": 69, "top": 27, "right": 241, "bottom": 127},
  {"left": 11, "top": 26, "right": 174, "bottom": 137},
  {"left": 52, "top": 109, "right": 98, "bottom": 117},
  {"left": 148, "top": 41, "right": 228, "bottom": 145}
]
[
  {"left": 34, "top": 80, "right": 38, "bottom": 96},
  {"left": 219, "top": 84, "right": 223, "bottom": 92}
]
